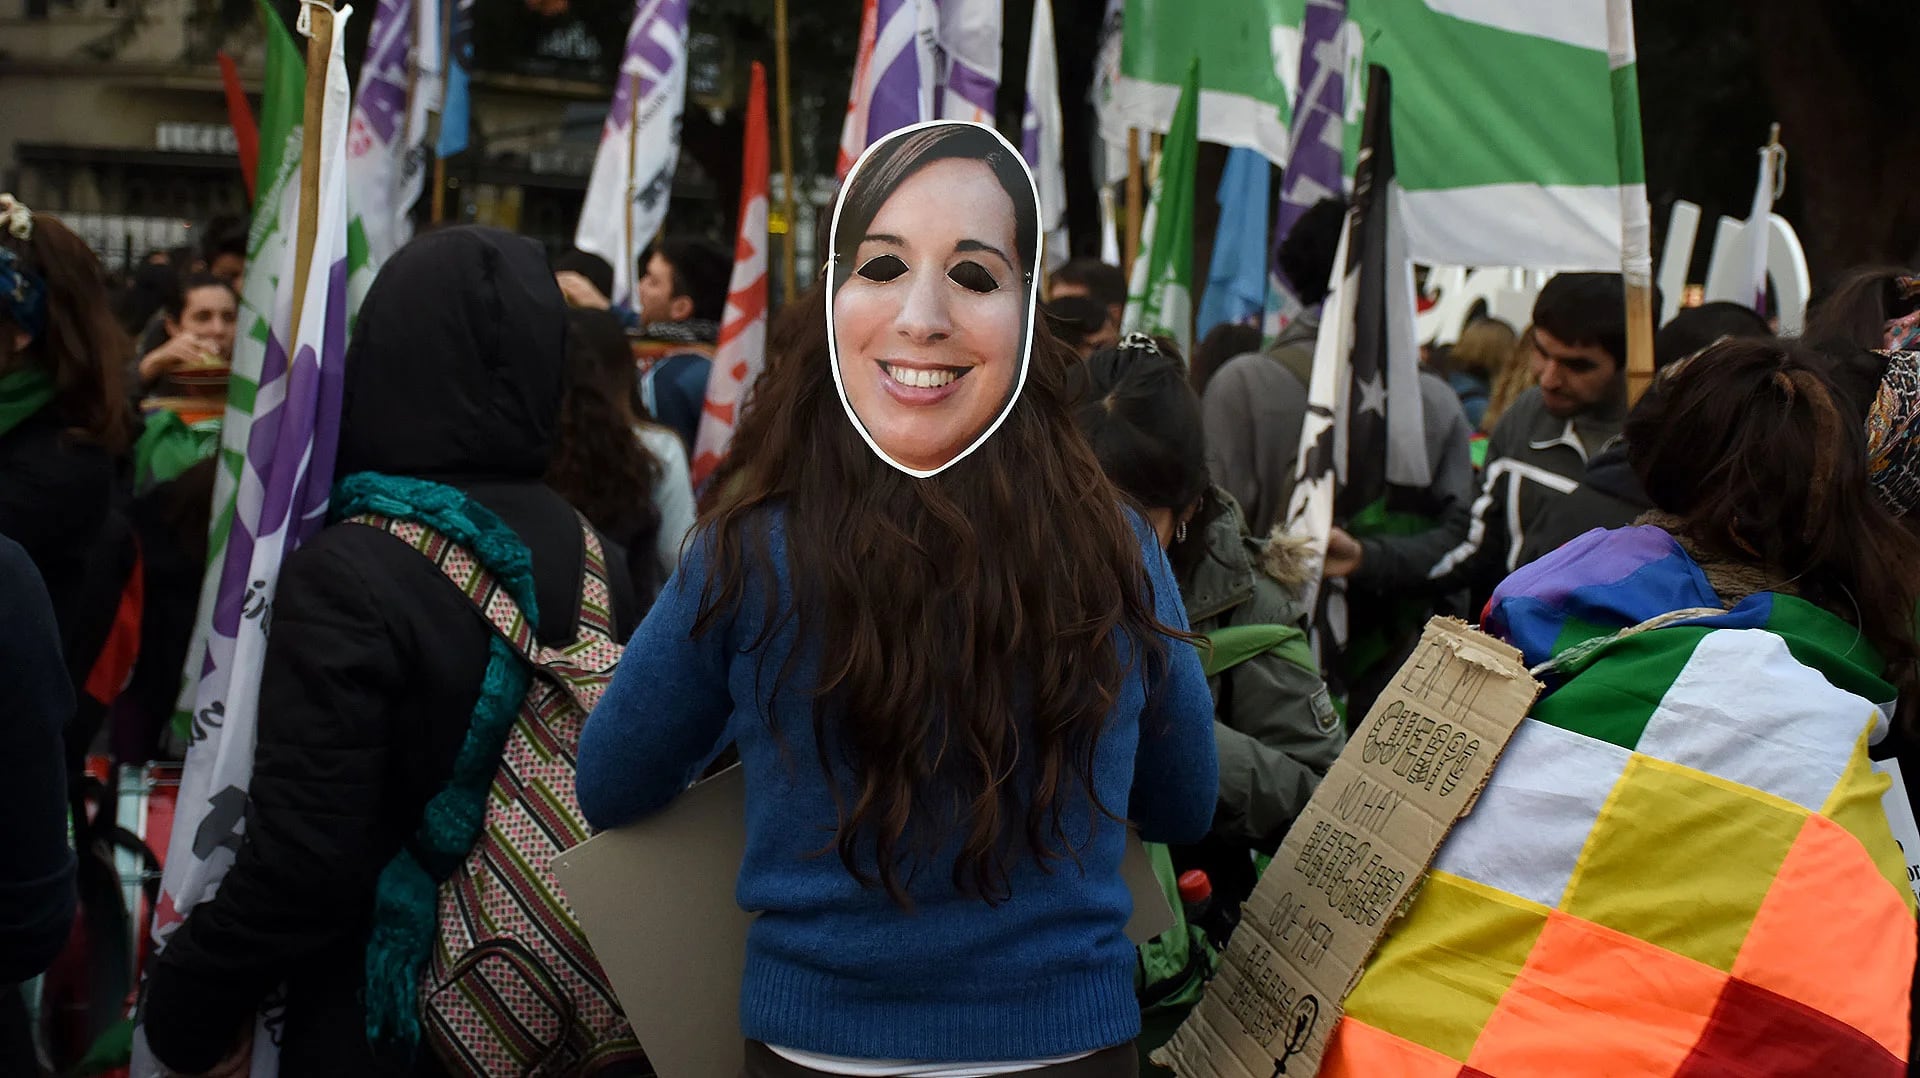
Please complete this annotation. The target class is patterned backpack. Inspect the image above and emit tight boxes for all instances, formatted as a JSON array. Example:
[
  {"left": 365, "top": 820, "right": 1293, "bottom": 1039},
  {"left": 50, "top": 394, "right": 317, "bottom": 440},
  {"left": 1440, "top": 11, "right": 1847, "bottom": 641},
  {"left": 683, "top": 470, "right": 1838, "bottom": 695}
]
[{"left": 350, "top": 513, "right": 649, "bottom": 1076}]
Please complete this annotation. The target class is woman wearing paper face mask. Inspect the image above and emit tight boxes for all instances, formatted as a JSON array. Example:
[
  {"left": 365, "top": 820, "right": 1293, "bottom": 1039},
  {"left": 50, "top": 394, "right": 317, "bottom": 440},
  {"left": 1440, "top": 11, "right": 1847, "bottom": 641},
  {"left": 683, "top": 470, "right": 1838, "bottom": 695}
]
[
  {"left": 578, "top": 122, "right": 1217, "bottom": 1077},
  {"left": 829, "top": 124, "right": 1033, "bottom": 474}
]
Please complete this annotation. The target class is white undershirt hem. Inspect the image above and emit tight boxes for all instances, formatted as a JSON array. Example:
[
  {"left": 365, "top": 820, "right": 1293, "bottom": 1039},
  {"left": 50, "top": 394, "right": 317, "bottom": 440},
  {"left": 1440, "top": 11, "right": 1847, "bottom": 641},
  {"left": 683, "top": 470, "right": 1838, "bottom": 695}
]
[{"left": 765, "top": 1045, "right": 1096, "bottom": 1077}]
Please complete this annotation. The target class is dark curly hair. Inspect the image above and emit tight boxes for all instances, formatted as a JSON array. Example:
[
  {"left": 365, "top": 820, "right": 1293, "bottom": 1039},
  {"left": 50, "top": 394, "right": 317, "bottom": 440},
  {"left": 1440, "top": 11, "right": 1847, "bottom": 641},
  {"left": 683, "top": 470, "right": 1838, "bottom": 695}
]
[{"left": 546, "top": 307, "right": 665, "bottom": 607}]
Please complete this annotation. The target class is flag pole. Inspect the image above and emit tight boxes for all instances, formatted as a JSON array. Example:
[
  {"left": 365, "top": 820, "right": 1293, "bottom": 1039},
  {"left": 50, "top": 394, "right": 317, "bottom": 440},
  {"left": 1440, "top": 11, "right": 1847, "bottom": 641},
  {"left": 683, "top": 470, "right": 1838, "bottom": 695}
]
[
  {"left": 1124, "top": 128, "right": 1142, "bottom": 274},
  {"left": 775, "top": 0, "right": 798, "bottom": 299},
  {"left": 291, "top": 0, "right": 334, "bottom": 337},
  {"left": 430, "top": 0, "right": 453, "bottom": 222},
  {"left": 623, "top": 69, "right": 641, "bottom": 307}
]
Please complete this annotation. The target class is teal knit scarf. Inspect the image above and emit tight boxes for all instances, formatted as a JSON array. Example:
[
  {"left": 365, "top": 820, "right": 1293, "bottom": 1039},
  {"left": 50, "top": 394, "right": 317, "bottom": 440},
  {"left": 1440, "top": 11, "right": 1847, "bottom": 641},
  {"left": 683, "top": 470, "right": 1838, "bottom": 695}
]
[{"left": 333, "top": 472, "right": 541, "bottom": 1054}]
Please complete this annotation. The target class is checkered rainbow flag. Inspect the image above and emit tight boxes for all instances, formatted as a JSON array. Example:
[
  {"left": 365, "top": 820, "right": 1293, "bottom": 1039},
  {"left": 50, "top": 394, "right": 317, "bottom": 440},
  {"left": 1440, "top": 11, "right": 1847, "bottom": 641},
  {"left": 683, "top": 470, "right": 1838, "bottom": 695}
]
[{"left": 1320, "top": 524, "right": 1915, "bottom": 1077}]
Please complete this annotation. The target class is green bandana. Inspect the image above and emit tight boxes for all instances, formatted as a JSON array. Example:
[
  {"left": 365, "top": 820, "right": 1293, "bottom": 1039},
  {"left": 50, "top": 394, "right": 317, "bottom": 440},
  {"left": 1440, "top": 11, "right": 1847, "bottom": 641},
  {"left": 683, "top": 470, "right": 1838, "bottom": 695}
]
[{"left": 0, "top": 365, "right": 54, "bottom": 438}]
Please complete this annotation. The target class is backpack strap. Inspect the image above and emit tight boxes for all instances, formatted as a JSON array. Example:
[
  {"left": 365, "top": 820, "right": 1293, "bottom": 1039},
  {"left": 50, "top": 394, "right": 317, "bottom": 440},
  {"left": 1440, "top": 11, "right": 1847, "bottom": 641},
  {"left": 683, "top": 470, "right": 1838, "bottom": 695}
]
[{"left": 345, "top": 513, "right": 621, "bottom": 691}]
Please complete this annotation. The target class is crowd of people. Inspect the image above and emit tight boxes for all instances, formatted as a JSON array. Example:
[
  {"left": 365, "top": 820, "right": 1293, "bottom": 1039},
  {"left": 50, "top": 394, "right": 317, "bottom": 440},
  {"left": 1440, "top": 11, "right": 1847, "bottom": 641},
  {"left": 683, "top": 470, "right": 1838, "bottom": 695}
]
[{"left": 2, "top": 161, "right": 1916, "bottom": 1078}]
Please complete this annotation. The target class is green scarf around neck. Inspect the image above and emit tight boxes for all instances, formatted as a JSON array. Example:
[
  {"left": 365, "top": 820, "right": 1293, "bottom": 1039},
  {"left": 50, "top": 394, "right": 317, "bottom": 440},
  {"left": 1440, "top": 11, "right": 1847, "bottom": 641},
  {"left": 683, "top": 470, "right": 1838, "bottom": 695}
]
[{"left": 0, "top": 366, "right": 54, "bottom": 438}]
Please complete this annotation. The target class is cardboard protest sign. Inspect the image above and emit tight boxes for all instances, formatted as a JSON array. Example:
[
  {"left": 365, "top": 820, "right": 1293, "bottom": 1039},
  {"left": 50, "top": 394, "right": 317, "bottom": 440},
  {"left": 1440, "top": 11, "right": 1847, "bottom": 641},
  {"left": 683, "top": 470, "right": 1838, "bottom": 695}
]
[
  {"left": 1152, "top": 618, "right": 1541, "bottom": 1077},
  {"left": 827, "top": 120, "right": 1042, "bottom": 477},
  {"left": 553, "top": 765, "right": 1171, "bottom": 1078},
  {"left": 1874, "top": 759, "right": 1920, "bottom": 904}
]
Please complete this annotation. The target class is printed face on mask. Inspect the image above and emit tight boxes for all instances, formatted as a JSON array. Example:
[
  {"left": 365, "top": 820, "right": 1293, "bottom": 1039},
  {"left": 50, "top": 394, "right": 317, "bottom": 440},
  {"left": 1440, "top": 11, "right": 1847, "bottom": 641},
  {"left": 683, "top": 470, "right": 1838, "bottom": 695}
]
[{"left": 828, "top": 123, "right": 1039, "bottom": 477}]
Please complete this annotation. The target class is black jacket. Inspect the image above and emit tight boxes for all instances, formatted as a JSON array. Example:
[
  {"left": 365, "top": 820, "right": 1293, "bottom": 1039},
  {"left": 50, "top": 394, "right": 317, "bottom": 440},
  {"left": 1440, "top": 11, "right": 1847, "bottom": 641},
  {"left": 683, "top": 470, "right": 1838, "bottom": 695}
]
[
  {"left": 1351, "top": 385, "right": 1627, "bottom": 614},
  {"left": 0, "top": 406, "right": 134, "bottom": 729},
  {"left": 0, "top": 535, "right": 78, "bottom": 984},
  {"left": 1516, "top": 441, "right": 1650, "bottom": 565},
  {"left": 143, "top": 228, "right": 637, "bottom": 1076}
]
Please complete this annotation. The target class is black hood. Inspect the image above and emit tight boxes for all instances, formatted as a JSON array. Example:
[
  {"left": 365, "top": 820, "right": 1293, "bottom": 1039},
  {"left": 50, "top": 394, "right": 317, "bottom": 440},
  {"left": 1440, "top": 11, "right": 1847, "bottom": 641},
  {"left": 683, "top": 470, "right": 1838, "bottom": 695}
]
[
  {"left": 335, "top": 226, "right": 565, "bottom": 481},
  {"left": 1582, "top": 441, "right": 1648, "bottom": 507}
]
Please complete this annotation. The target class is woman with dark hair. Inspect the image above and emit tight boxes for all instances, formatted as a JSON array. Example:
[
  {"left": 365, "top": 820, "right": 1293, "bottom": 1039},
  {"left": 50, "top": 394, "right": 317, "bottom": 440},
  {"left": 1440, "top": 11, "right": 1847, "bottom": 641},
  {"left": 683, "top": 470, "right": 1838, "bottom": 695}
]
[
  {"left": 578, "top": 124, "right": 1217, "bottom": 1076},
  {"left": 828, "top": 122, "right": 1038, "bottom": 475},
  {"left": 1805, "top": 264, "right": 1920, "bottom": 352},
  {"left": 0, "top": 193, "right": 138, "bottom": 735},
  {"left": 1070, "top": 339, "right": 1341, "bottom": 908},
  {"left": 1318, "top": 338, "right": 1918, "bottom": 1074},
  {"left": 131, "top": 271, "right": 238, "bottom": 489},
  {"left": 547, "top": 307, "right": 675, "bottom": 611}
]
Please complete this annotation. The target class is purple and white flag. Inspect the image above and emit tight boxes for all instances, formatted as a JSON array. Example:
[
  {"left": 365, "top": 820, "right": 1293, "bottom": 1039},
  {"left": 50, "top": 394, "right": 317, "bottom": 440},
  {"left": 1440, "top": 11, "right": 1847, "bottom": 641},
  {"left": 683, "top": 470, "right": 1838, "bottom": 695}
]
[
  {"left": 838, "top": 0, "right": 937, "bottom": 175},
  {"left": 1021, "top": 0, "right": 1067, "bottom": 271},
  {"left": 936, "top": 0, "right": 999, "bottom": 124},
  {"left": 138, "top": 3, "right": 355, "bottom": 1074},
  {"left": 575, "top": 0, "right": 689, "bottom": 309},
  {"left": 345, "top": 0, "right": 437, "bottom": 276},
  {"left": 1265, "top": 0, "right": 1349, "bottom": 336}
]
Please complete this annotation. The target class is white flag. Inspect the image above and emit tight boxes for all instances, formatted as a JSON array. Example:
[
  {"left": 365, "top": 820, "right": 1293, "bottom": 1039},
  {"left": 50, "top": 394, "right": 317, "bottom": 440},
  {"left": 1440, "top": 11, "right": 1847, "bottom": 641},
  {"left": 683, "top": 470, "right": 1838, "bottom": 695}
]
[
  {"left": 1743, "top": 137, "right": 1781, "bottom": 314},
  {"left": 345, "top": 0, "right": 417, "bottom": 269},
  {"left": 136, "top": 5, "right": 356, "bottom": 1075},
  {"left": 575, "top": 0, "right": 690, "bottom": 309},
  {"left": 936, "top": 0, "right": 1000, "bottom": 123},
  {"left": 1021, "top": 0, "right": 1068, "bottom": 272}
]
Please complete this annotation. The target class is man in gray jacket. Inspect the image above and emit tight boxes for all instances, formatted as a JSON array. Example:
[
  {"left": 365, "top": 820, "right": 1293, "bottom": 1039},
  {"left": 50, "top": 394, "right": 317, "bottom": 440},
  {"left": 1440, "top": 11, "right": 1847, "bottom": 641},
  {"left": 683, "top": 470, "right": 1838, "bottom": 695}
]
[{"left": 1201, "top": 199, "right": 1476, "bottom": 541}]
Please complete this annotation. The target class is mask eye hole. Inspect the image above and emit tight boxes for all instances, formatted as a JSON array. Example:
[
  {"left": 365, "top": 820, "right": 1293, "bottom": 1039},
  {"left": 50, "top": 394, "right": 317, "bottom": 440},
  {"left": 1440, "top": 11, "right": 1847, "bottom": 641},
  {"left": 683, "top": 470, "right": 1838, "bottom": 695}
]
[
  {"left": 948, "top": 261, "right": 999, "bottom": 295},
  {"left": 856, "top": 254, "right": 908, "bottom": 283}
]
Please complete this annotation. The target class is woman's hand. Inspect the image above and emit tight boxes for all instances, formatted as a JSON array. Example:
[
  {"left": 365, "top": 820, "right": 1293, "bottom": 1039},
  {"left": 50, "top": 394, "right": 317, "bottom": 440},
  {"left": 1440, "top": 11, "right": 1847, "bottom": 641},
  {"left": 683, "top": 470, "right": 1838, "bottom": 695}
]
[
  {"left": 555, "top": 270, "right": 612, "bottom": 311},
  {"left": 139, "top": 334, "right": 221, "bottom": 388},
  {"left": 1323, "top": 528, "right": 1364, "bottom": 578},
  {"left": 164, "top": 1024, "right": 253, "bottom": 1078}
]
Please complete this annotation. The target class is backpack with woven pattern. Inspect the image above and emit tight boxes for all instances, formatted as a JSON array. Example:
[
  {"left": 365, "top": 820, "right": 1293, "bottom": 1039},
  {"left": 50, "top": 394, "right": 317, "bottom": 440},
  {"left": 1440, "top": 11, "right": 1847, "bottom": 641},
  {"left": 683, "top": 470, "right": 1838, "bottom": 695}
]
[{"left": 349, "top": 513, "right": 649, "bottom": 1076}]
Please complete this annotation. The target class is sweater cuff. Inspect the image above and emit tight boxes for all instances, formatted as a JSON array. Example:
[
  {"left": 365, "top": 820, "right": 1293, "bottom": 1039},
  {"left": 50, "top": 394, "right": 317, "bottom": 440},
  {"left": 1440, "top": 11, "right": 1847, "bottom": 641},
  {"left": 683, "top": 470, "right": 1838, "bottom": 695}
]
[{"left": 142, "top": 950, "right": 258, "bottom": 1074}]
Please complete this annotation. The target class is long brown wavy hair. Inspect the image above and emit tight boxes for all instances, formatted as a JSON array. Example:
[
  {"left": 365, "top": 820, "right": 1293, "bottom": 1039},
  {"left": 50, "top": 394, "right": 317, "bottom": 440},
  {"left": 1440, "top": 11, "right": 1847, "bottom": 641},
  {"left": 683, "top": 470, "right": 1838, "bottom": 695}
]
[
  {"left": 0, "top": 208, "right": 133, "bottom": 452},
  {"left": 696, "top": 282, "right": 1173, "bottom": 907},
  {"left": 547, "top": 307, "right": 665, "bottom": 605}
]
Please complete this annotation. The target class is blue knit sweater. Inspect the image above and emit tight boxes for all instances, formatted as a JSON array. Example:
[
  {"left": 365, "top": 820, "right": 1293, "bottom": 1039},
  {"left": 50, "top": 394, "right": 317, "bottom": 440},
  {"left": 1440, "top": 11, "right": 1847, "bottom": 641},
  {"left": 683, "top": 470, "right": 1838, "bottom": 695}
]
[{"left": 576, "top": 509, "right": 1218, "bottom": 1060}]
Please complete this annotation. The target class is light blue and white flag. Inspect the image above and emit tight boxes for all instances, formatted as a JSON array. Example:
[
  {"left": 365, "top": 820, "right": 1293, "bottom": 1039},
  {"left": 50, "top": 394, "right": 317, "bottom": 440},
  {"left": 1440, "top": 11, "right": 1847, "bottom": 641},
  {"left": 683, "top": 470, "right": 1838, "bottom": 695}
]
[
  {"left": 1196, "top": 146, "right": 1270, "bottom": 339},
  {"left": 436, "top": 0, "right": 474, "bottom": 158}
]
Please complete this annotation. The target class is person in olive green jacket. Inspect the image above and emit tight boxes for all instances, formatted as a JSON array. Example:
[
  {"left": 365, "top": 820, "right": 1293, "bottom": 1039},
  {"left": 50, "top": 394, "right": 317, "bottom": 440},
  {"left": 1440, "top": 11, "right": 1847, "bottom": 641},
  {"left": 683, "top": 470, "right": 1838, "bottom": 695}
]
[{"left": 1071, "top": 338, "right": 1345, "bottom": 921}]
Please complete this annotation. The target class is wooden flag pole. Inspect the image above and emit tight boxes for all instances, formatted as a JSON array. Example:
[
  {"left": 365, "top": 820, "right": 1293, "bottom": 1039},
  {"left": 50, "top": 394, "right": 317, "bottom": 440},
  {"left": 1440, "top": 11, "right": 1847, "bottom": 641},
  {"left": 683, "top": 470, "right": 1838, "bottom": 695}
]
[
  {"left": 1624, "top": 280, "right": 1656, "bottom": 405},
  {"left": 1124, "top": 128, "right": 1142, "bottom": 275},
  {"left": 775, "top": 0, "right": 798, "bottom": 299},
  {"left": 623, "top": 69, "right": 641, "bottom": 304},
  {"left": 290, "top": 0, "right": 333, "bottom": 337},
  {"left": 429, "top": 0, "right": 454, "bottom": 222},
  {"left": 431, "top": 158, "right": 447, "bottom": 222}
]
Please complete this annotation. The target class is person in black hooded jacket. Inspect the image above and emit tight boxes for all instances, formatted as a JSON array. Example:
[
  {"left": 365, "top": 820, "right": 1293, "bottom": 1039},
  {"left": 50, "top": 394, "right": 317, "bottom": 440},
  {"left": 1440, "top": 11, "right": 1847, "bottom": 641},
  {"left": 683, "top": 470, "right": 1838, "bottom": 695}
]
[{"left": 142, "top": 227, "right": 637, "bottom": 1077}]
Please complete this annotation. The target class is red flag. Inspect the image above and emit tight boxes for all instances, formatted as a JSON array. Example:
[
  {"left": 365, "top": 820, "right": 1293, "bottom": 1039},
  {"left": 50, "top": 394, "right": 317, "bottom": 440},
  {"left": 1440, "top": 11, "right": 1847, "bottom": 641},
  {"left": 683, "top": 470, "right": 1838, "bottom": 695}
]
[
  {"left": 835, "top": 0, "right": 879, "bottom": 178},
  {"left": 690, "top": 63, "right": 771, "bottom": 490},
  {"left": 218, "top": 51, "right": 260, "bottom": 201}
]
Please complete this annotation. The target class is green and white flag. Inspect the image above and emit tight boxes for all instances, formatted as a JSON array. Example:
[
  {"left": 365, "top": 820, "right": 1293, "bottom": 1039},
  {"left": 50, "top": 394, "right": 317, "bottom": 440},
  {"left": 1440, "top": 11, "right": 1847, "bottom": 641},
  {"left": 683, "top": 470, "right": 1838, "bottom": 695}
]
[
  {"left": 1352, "top": 0, "right": 1648, "bottom": 274},
  {"left": 1102, "top": 0, "right": 1648, "bottom": 276},
  {"left": 1121, "top": 58, "right": 1198, "bottom": 357},
  {"left": 1096, "top": 0, "right": 1300, "bottom": 166}
]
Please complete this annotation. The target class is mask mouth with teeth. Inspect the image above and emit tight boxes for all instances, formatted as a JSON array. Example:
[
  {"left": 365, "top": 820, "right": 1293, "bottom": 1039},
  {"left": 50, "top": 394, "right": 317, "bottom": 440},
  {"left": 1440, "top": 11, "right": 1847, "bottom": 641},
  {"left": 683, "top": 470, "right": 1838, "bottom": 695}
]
[{"left": 827, "top": 120, "right": 1043, "bottom": 478}]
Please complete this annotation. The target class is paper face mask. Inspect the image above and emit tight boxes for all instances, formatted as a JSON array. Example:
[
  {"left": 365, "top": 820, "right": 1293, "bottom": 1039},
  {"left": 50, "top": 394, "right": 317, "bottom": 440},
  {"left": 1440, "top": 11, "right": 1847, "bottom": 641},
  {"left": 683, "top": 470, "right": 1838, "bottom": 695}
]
[{"left": 827, "top": 121, "right": 1043, "bottom": 477}]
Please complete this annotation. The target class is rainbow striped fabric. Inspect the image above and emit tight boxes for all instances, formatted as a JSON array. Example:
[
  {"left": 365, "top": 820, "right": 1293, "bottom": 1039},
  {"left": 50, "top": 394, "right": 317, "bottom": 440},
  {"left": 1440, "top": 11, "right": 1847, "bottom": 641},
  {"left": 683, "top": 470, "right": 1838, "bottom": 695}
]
[{"left": 1320, "top": 525, "right": 1915, "bottom": 1077}]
